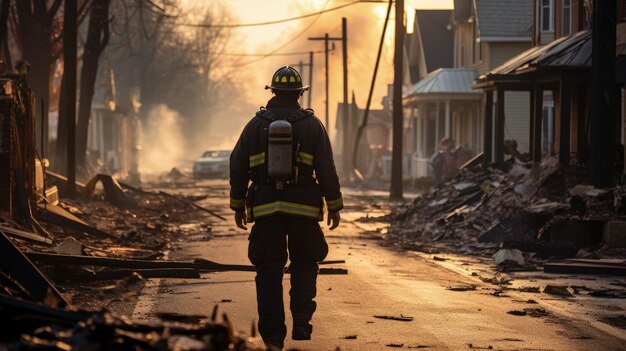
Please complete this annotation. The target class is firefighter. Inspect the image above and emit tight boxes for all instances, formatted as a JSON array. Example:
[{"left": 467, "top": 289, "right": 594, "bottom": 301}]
[{"left": 229, "top": 66, "right": 342, "bottom": 350}]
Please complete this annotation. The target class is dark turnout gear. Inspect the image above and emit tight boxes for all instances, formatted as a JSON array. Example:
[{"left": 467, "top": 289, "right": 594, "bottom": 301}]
[
  {"left": 229, "top": 96, "right": 343, "bottom": 221},
  {"left": 248, "top": 216, "right": 328, "bottom": 348},
  {"left": 229, "top": 90, "right": 342, "bottom": 348},
  {"left": 265, "top": 66, "right": 310, "bottom": 91}
]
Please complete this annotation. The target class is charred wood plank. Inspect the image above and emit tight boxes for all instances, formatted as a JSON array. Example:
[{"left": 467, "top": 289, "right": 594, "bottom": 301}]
[
  {"left": 0, "top": 224, "right": 53, "bottom": 245},
  {"left": 0, "top": 293, "right": 86, "bottom": 322},
  {"left": 0, "top": 231, "right": 69, "bottom": 307},
  {"left": 36, "top": 203, "right": 117, "bottom": 239},
  {"left": 44, "top": 170, "right": 86, "bottom": 191},
  {"left": 544, "top": 262, "right": 626, "bottom": 276},
  {"left": 28, "top": 252, "right": 197, "bottom": 269},
  {"left": 27, "top": 253, "right": 348, "bottom": 275},
  {"left": 565, "top": 259, "right": 626, "bottom": 267}
]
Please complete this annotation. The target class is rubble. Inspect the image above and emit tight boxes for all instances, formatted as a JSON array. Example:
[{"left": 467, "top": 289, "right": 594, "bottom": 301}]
[
  {"left": 446, "top": 285, "right": 477, "bottom": 291},
  {"left": 389, "top": 157, "right": 626, "bottom": 260},
  {"left": 599, "top": 315, "right": 626, "bottom": 330},
  {"left": 1, "top": 168, "right": 303, "bottom": 349},
  {"left": 373, "top": 315, "right": 414, "bottom": 322},
  {"left": 506, "top": 308, "right": 550, "bottom": 318},
  {"left": 544, "top": 259, "right": 626, "bottom": 276},
  {"left": 52, "top": 236, "right": 84, "bottom": 255},
  {"left": 493, "top": 248, "right": 525, "bottom": 266},
  {"left": 0, "top": 294, "right": 267, "bottom": 350},
  {"left": 543, "top": 285, "right": 573, "bottom": 297}
]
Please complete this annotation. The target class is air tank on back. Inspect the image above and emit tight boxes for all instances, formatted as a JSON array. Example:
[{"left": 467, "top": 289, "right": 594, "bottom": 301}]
[{"left": 267, "top": 120, "right": 293, "bottom": 190}]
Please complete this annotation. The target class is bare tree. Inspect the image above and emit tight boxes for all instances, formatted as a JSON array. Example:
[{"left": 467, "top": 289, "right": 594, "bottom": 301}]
[
  {"left": 13, "top": 0, "right": 63, "bottom": 153},
  {"left": 106, "top": 0, "right": 233, "bottom": 120},
  {"left": 0, "top": 0, "right": 11, "bottom": 71},
  {"left": 76, "top": 0, "right": 110, "bottom": 170}
]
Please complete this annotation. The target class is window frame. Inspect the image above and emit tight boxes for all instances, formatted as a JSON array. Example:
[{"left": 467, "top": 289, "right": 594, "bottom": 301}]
[
  {"left": 562, "top": 0, "right": 572, "bottom": 36},
  {"left": 540, "top": 0, "right": 554, "bottom": 32}
]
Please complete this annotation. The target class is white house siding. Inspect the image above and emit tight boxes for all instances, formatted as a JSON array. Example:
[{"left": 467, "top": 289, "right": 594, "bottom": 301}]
[
  {"left": 504, "top": 91, "right": 531, "bottom": 153},
  {"left": 488, "top": 42, "right": 533, "bottom": 70},
  {"left": 540, "top": 31, "right": 556, "bottom": 45}
]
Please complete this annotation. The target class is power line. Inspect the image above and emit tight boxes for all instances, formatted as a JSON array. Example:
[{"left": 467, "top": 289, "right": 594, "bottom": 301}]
[
  {"left": 222, "top": 49, "right": 328, "bottom": 57},
  {"left": 232, "top": 0, "right": 331, "bottom": 68},
  {"left": 176, "top": 1, "right": 363, "bottom": 28}
]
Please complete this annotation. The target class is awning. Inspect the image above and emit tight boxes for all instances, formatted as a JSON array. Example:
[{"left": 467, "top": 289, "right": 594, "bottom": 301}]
[
  {"left": 474, "top": 30, "right": 592, "bottom": 87},
  {"left": 404, "top": 68, "right": 481, "bottom": 102}
]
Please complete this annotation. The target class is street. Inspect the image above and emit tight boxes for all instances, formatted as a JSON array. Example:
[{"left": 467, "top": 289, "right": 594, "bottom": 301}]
[
  {"left": 4, "top": 0, "right": 626, "bottom": 350},
  {"left": 123, "top": 179, "right": 626, "bottom": 351}
]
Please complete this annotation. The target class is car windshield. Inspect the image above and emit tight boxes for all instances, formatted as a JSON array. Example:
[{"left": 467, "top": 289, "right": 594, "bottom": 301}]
[{"left": 202, "top": 150, "right": 230, "bottom": 158}]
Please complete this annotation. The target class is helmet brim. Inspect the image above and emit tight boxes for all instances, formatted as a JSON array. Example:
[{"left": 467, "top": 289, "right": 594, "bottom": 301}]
[{"left": 265, "top": 84, "right": 310, "bottom": 92}]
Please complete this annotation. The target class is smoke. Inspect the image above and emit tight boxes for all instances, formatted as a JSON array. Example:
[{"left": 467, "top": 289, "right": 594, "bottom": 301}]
[
  {"left": 139, "top": 105, "right": 188, "bottom": 175},
  {"left": 138, "top": 0, "right": 453, "bottom": 173},
  {"left": 219, "top": 1, "right": 398, "bottom": 142}
]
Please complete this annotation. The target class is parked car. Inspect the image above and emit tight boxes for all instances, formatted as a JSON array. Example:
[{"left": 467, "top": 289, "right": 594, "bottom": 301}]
[{"left": 192, "top": 150, "right": 230, "bottom": 178}]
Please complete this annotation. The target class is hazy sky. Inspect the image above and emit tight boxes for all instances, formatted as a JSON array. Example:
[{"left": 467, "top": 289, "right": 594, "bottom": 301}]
[{"left": 180, "top": 0, "right": 454, "bottom": 144}]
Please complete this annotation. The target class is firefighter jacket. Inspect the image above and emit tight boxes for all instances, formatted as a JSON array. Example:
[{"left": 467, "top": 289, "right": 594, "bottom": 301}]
[{"left": 229, "top": 96, "right": 343, "bottom": 222}]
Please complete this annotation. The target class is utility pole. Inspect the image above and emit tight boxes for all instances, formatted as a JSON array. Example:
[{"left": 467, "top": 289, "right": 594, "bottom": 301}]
[
  {"left": 289, "top": 54, "right": 314, "bottom": 107},
  {"left": 309, "top": 19, "right": 349, "bottom": 171},
  {"left": 309, "top": 51, "right": 314, "bottom": 108},
  {"left": 324, "top": 34, "right": 329, "bottom": 129},
  {"left": 64, "top": 0, "right": 77, "bottom": 198},
  {"left": 341, "top": 17, "right": 349, "bottom": 177},
  {"left": 308, "top": 34, "right": 331, "bottom": 129},
  {"left": 390, "top": 0, "right": 404, "bottom": 200},
  {"left": 298, "top": 60, "right": 304, "bottom": 105},
  {"left": 590, "top": 0, "right": 617, "bottom": 187}
]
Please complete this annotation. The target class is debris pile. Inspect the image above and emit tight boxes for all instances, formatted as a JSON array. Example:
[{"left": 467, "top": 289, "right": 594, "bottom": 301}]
[
  {"left": 0, "top": 174, "right": 282, "bottom": 350},
  {"left": 0, "top": 294, "right": 266, "bottom": 350},
  {"left": 390, "top": 157, "right": 626, "bottom": 257}
]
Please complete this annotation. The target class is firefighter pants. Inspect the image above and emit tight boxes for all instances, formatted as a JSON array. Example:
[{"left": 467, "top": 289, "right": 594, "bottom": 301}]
[{"left": 248, "top": 215, "right": 329, "bottom": 347}]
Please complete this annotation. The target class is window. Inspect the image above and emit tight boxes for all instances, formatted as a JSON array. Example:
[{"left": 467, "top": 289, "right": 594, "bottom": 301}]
[
  {"left": 562, "top": 0, "right": 572, "bottom": 36},
  {"left": 541, "top": 0, "right": 554, "bottom": 32}
]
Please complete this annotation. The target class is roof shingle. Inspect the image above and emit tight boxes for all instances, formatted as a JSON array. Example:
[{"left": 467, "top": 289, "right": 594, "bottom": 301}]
[
  {"left": 474, "top": 0, "right": 532, "bottom": 40},
  {"left": 405, "top": 68, "right": 480, "bottom": 96}
]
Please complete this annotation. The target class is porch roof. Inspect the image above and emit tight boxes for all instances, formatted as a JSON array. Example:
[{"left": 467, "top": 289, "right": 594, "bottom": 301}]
[
  {"left": 474, "top": 30, "right": 592, "bottom": 86},
  {"left": 404, "top": 68, "right": 480, "bottom": 99}
]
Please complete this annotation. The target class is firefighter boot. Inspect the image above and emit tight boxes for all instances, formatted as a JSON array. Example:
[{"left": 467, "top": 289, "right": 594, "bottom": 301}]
[{"left": 291, "top": 314, "right": 313, "bottom": 340}]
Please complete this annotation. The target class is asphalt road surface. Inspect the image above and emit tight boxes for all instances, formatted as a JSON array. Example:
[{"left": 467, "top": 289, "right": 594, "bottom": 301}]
[{"left": 127, "top": 179, "right": 626, "bottom": 351}]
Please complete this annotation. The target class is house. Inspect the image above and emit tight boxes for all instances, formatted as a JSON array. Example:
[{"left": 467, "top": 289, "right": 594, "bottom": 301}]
[
  {"left": 334, "top": 94, "right": 393, "bottom": 180},
  {"left": 473, "top": 0, "right": 626, "bottom": 180},
  {"left": 87, "top": 69, "right": 140, "bottom": 181},
  {"left": 403, "top": 68, "right": 483, "bottom": 177},
  {"left": 405, "top": 10, "right": 454, "bottom": 83},
  {"left": 402, "top": 1, "right": 533, "bottom": 178}
]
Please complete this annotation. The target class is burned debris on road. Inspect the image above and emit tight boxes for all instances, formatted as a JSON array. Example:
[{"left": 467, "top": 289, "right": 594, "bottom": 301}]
[
  {"left": 1, "top": 161, "right": 270, "bottom": 350},
  {"left": 0, "top": 74, "right": 302, "bottom": 348},
  {"left": 389, "top": 156, "right": 626, "bottom": 267}
]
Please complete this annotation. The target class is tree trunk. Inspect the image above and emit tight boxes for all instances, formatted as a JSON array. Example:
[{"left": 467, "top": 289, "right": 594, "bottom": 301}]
[
  {"left": 15, "top": 0, "right": 63, "bottom": 158},
  {"left": 76, "top": 0, "right": 110, "bottom": 172},
  {"left": 0, "top": 0, "right": 10, "bottom": 72},
  {"left": 55, "top": 57, "right": 67, "bottom": 173}
]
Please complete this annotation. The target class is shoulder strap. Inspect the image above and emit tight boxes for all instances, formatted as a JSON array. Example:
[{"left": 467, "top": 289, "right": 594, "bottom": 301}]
[
  {"left": 256, "top": 108, "right": 276, "bottom": 121},
  {"left": 287, "top": 108, "right": 314, "bottom": 123}
]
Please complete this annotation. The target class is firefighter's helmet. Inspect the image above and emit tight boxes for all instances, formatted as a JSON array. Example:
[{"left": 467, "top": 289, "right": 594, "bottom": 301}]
[{"left": 265, "top": 66, "right": 310, "bottom": 91}]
